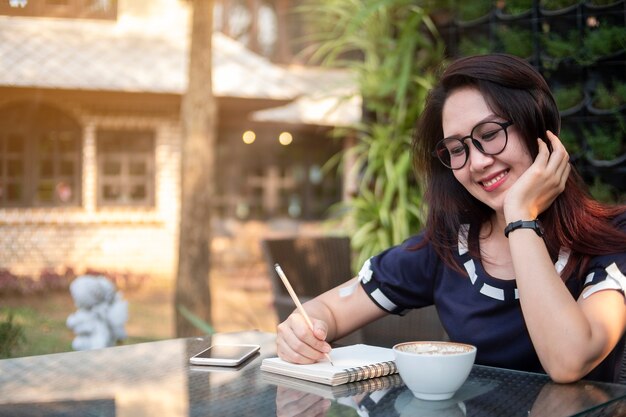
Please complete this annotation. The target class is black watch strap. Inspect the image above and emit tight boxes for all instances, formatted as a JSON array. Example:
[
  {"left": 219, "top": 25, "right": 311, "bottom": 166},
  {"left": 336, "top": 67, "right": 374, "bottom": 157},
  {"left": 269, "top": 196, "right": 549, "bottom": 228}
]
[{"left": 504, "top": 219, "right": 544, "bottom": 238}]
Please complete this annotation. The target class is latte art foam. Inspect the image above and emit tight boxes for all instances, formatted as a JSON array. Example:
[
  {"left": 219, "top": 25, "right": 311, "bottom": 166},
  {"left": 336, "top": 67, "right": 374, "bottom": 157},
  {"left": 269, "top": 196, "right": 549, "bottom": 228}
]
[{"left": 396, "top": 342, "right": 474, "bottom": 355}]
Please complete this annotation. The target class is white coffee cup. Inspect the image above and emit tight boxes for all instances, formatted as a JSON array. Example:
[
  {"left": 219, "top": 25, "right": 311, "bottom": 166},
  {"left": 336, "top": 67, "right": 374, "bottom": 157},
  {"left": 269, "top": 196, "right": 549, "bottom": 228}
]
[{"left": 393, "top": 341, "right": 477, "bottom": 401}]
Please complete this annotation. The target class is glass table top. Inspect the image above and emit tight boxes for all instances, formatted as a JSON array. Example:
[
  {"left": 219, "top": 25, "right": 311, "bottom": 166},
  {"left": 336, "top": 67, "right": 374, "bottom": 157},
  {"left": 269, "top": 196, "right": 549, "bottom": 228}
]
[{"left": 0, "top": 331, "right": 625, "bottom": 417}]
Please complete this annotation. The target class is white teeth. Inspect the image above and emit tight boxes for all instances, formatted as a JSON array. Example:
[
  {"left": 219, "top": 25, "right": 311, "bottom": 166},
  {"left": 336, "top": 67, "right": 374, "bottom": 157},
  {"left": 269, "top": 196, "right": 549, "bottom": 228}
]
[{"left": 482, "top": 171, "right": 507, "bottom": 187}]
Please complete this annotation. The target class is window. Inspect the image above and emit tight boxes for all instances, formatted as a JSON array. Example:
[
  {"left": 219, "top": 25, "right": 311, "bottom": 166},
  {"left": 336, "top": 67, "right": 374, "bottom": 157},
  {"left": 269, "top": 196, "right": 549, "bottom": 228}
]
[
  {"left": 97, "top": 129, "right": 155, "bottom": 207},
  {"left": 214, "top": 128, "right": 342, "bottom": 220},
  {"left": 35, "top": 130, "right": 81, "bottom": 205},
  {"left": 0, "top": 102, "right": 81, "bottom": 207},
  {"left": 0, "top": 0, "right": 117, "bottom": 20},
  {"left": 0, "top": 133, "right": 26, "bottom": 206}
]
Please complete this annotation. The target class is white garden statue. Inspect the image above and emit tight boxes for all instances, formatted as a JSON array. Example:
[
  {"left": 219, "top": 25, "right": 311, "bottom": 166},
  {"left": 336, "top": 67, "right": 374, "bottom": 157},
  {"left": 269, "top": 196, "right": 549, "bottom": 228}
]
[{"left": 66, "top": 275, "right": 128, "bottom": 350}]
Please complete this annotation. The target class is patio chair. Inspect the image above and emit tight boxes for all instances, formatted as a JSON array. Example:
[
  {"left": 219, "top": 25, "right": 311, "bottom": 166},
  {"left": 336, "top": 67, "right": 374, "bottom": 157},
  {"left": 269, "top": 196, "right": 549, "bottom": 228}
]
[
  {"left": 261, "top": 236, "right": 352, "bottom": 323},
  {"left": 261, "top": 235, "right": 448, "bottom": 347}
]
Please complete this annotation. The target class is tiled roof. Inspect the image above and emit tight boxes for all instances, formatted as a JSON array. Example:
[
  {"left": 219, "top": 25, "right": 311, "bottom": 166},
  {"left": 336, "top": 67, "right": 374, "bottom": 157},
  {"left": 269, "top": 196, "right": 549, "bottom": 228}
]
[
  {"left": 251, "top": 65, "right": 361, "bottom": 126},
  {"left": 0, "top": 16, "right": 306, "bottom": 99},
  {"left": 252, "top": 83, "right": 361, "bottom": 127}
]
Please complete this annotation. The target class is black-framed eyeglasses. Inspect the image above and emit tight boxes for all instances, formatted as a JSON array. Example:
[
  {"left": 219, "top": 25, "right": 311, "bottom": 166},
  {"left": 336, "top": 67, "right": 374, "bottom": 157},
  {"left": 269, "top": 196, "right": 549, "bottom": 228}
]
[{"left": 432, "top": 121, "right": 514, "bottom": 170}]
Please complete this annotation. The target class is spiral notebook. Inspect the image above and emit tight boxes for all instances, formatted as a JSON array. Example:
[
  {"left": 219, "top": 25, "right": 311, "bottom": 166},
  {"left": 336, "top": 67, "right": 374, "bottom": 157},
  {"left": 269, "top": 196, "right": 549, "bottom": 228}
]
[{"left": 260, "top": 344, "right": 397, "bottom": 386}]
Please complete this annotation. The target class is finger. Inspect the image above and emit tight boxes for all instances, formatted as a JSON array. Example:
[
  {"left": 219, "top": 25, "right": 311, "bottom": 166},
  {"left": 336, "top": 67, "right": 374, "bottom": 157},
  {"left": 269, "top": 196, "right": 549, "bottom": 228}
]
[
  {"left": 546, "top": 130, "right": 559, "bottom": 145},
  {"left": 277, "top": 336, "right": 317, "bottom": 364},
  {"left": 292, "top": 314, "right": 332, "bottom": 353},
  {"left": 277, "top": 319, "right": 329, "bottom": 364},
  {"left": 546, "top": 131, "right": 570, "bottom": 163},
  {"left": 312, "top": 320, "right": 329, "bottom": 342},
  {"left": 544, "top": 132, "right": 571, "bottom": 183},
  {"left": 546, "top": 130, "right": 567, "bottom": 151},
  {"left": 277, "top": 330, "right": 320, "bottom": 364},
  {"left": 554, "top": 151, "right": 570, "bottom": 180},
  {"left": 534, "top": 138, "right": 550, "bottom": 166},
  {"left": 558, "top": 162, "right": 571, "bottom": 190}
]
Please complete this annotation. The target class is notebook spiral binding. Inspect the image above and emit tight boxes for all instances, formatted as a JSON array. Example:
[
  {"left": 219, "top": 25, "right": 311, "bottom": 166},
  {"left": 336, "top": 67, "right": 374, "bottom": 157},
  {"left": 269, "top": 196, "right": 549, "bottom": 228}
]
[{"left": 345, "top": 361, "right": 398, "bottom": 383}]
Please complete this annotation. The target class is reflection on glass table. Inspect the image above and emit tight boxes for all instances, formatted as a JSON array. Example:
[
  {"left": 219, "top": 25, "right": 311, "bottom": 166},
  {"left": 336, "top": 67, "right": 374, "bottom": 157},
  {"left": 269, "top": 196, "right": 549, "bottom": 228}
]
[
  {"left": 273, "top": 369, "right": 626, "bottom": 417},
  {"left": 0, "top": 331, "right": 625, "bottom": 417}
]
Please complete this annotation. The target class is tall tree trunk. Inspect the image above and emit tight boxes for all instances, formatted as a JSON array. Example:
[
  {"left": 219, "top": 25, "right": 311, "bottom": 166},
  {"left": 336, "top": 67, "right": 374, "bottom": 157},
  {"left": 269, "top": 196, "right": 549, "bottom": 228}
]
[
  {"left": 246, "top": 0, "right": 261, "bottom": 54},
  {"left": 175, "top": 0, "right": 216, "bottom": 337},
  {"left": 273, "top": 0, "right": 291, "bottom": 63},
  {"left": 221, "top": 0, "right": 231, "bottom": 37}
]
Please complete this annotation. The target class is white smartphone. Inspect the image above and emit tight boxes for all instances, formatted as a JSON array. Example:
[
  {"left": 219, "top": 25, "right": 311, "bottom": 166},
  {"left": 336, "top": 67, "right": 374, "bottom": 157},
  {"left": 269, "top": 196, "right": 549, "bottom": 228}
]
[{"left": 189, "top": 344, "right": 261, "bottom": 367}]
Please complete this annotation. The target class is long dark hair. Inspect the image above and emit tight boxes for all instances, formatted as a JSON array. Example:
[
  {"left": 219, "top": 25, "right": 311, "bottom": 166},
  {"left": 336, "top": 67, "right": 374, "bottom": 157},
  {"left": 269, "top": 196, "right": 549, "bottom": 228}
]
[{"left": 412, "top": 54, "right": 626, "bottom": 280}]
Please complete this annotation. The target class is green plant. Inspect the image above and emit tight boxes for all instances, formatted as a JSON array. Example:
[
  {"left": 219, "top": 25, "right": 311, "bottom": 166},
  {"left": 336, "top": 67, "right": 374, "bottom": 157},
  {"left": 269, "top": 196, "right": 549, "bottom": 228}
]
[
  {"left": 458, "top": 34, "right": 491, "bottom": 56},
  {"left": 0, "top": 312, "right": 26, "bottom": 358},
  {"left": 592, "top": 81, "right": 626, "bottom": 110},
  {"left": 584, "top": 125, "right": 623, "bottom": 160},
  {"left": 588, "top": 176, "right": 619, "bottom": 204},
  {"left": 540, "top": 0, "right": 579, "bottom": 10},
  {"left": 456, "top": 0, "right": 493, "bottom": 21},
  {"left": 498, "top": 26, "right": 533, "bottom": 58},
  {"left": 542, "top": 30, "right": 581, "bottom": 59},
  {"left": 553, "top": 84, "right": 584, "bottom": 110},
  {"left": 501, "top": 0, "right": 533, "bottom": 15},
  {"left": 580, "top": 26, "right": 626, "bottom": 64},
  {"left": 178, "top": 304, "right": 215, "bottom": 335},
  {"left": 559, "top": 125, "right": 582, "bottom": 154},
  {"left": 306, "top": 0, "right": 443, "bottom": 271}
]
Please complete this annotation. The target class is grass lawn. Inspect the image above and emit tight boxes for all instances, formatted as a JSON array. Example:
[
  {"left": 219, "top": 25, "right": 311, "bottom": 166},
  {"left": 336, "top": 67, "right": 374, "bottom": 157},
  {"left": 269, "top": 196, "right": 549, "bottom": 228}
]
[
  {"left": 1, "top": 298, "right": 75, "bottom": 357},
  {"left": 0, "top": 270, "right": 277, "bottom": 358},
  {"left": 1, "top": 286, "right": 173, "bottom": 357}
]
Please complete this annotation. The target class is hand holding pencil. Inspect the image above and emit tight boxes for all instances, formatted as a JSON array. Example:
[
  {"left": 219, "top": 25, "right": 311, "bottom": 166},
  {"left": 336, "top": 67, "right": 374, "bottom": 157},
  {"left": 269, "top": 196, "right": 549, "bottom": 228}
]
[{"left": 274, "top": 263, "right": 334, "bottom": 365}]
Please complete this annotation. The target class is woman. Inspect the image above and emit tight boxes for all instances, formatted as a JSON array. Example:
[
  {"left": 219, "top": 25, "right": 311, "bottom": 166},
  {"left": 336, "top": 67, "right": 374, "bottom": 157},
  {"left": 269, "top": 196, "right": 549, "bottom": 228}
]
[{"left": 276, "top": 54, "right": 626, "bottom": 383}]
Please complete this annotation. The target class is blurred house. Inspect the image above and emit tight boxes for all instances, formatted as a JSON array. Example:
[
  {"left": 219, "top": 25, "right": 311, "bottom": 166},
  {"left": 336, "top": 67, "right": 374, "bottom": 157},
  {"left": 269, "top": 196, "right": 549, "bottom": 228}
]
[{"left": 0, "top": 0, "right": 360, "bottom": 279}]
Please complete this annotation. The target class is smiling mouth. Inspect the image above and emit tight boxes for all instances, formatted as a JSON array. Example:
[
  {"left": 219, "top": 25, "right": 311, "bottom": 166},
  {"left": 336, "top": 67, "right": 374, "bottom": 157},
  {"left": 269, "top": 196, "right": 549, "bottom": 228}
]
[{"left": 480, "top": 170, "right": 508, "bottom": 188}]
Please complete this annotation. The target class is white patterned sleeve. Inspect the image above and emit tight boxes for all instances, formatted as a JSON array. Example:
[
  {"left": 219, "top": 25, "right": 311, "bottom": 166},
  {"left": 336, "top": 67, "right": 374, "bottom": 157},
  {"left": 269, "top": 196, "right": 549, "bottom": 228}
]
[{"left": 581, "top": 263, "right": 626, "bottom": 299}]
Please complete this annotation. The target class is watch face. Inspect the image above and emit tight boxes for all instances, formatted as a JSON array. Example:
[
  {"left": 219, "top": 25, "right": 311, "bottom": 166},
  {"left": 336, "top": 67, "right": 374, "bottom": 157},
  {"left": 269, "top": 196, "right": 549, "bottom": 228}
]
[{"left": 535, "top": 220, "right": 545, "bottom": 236}]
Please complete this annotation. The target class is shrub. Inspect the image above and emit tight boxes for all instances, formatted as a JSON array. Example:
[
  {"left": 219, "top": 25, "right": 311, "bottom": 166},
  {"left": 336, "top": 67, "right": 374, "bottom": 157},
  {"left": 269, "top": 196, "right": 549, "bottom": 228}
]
[
  {"left": 553, "top": 84, "right": 584, "bottom": 110},
  {"left": 582, "top": 26, "right": 626, "bottom": 63},
  {"left": 0, "top": 312, "right": 26, "bottom": 358},
  {"left": 498, "top": 26, "right": 533, "bottom": 58},
  {"left": 585, "top": 126, "right": 623, "bottom": 160},
  {"left": 542, "top": 30, "right": 581, "bottom": 59},
  {"left": 560, "top": 125, "right": 582, "bottom": 154},
  {"left": 459, "top": 35, "right": 492, "bottom": 56},
  {"left": 457, "top": 0, "right": 493, "bottom": 21},
  {"left": 502, "top": 0, "right": 533, "bottom": 15}
]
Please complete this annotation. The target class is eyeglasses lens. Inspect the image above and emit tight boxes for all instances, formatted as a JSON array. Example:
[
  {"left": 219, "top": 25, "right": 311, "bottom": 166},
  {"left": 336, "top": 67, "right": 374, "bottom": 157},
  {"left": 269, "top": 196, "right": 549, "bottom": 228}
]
[{"left": 435, "top": 122, "right": 508, "bottom": 169}]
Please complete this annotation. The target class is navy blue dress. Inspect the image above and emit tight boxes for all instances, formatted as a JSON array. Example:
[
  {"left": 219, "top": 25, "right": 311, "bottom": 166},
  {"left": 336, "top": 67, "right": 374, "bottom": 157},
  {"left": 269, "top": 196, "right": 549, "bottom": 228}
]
[{"left": 359, "top": 223, "right": 626, "bottom": 382}]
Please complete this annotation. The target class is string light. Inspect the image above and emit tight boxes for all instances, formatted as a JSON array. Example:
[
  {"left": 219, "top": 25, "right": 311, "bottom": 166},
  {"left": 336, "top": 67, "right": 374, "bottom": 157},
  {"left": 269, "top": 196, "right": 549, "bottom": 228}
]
[
  {"left": 279, "top": 132, "right": 293, "bottom": 146},
  {"left": 242, "top": 130, "right": 256, "bottom": 144}
]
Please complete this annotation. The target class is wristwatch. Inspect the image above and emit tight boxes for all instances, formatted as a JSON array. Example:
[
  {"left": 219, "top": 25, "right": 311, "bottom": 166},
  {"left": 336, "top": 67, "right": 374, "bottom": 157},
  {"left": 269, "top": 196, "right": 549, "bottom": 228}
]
[{"left": 504, "top": 219, "right": 544, "bottom": 238}]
